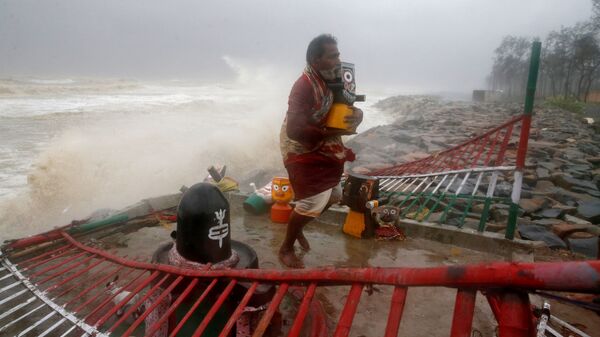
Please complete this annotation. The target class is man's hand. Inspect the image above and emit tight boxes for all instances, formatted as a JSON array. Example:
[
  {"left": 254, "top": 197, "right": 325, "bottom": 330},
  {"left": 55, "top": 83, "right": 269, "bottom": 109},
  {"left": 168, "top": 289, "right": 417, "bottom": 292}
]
[
  {"left": 323, "top": 127, "right": 354, "bottom": 136},
  {"left": 344, "top": 107, "right": 363, "bottom": 129}
]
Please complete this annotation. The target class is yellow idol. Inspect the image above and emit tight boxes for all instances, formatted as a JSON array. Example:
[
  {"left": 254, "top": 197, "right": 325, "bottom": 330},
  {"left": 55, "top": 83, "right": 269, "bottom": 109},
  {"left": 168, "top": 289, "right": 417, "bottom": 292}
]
[{"left": 271, "top": 177, "right": 294, "bottom": 204}]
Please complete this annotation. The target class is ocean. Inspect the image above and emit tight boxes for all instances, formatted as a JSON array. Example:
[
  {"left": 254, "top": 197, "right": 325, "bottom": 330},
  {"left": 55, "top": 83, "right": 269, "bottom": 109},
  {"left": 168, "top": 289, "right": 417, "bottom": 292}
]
[{"left": 0, "top": 76, "right": 393, "bottom": 240}]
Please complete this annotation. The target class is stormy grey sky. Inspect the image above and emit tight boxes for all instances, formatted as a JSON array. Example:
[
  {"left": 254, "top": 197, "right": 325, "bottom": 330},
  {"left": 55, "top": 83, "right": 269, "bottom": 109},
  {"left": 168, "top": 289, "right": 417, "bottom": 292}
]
[{"left": 0, "top": 0, "right": 593, "bottom": 92}]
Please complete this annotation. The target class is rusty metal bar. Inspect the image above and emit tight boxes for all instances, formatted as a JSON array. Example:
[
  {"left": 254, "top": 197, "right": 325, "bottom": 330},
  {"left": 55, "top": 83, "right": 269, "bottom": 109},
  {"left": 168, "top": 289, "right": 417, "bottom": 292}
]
[
  {"left": 383, "top": 286, "right": 408, "bottom": 337},
  {"left": 218, "top": 281, "right": 259, "bottom": 337},
  {"left": 288, "top": 282, "right": 318, "bottom": 337},
  {"left": 21, "top": 246, "right": 78, "bottom": 271},
  {"left": 191, "top": 279, "right": 238, "bottom": 337},
  {"left": 120, "top": 275, "right": 185, "bottom": 337},
  {"left": 333, "top": 283, "right": 364, "bottom": 337},
  {"left": 36, "top": 254, "right": 95, "bottom": 286},
  {"left": 110, "top": 272, "right": 174, "bottom": 331},
  {"left": 67, "top": 265, "right": 128, "bottom": 310},
  {"left": 29, "top": 251, "right": 87, "bottom": 279},
  {"left": 471, "top": 135, "right": 490, "bottom": 167},
  {"left": 87, "top": 270, "right": 158, "bottom": 326},
  {"left": 145, "top": 278, "right": 200, "bottom": 337},
  {"left": 483, "top": 130, "right": 502, "bottom": 166},
  {"left": 46, "top": 258, "right": 108, "bottom": 294},
  {"left": 16, "top": 244, "right": 73, "bottom": 267},
  {"left": 495, "top": 124, "right": 514, "bottom": 166},
  {"left": 450, "top": 289, "right": 477, "bottom": 337},
  {"left": 497, "top": 291, "right": 532, "bottom": 337},
  {"left": 369, "top": 115, "right": 524, "bottom": 176},
  {"left": 453, "top": 138, "right": 479, "bottom": 170},
  {"left": 101, "top": 271, "right": 168, "bottom": 330},
  {"left": 252, "top": 283, "right": 289, "bottom": 337},
  {"left": 45, "top": 234, "right": 600, "bottom": 292},
  {"left": 169, "top": 278, "right": 219, "bottom": 337}
]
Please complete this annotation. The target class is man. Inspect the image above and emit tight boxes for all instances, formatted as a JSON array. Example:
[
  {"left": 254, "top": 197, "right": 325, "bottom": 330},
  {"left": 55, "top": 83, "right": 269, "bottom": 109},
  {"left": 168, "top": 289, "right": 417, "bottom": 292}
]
[{"left": 279, "top": 34, "right": 363, "bottom": 268}]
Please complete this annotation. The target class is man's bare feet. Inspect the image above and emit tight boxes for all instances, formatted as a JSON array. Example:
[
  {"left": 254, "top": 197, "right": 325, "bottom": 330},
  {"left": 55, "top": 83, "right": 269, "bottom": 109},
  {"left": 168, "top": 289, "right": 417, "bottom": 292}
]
[
  {"left": 278, "top": 249, "right": 304, "bottom": 268},
  {"left": 297, "top": 232, "right": 310, "bottom": 251}
]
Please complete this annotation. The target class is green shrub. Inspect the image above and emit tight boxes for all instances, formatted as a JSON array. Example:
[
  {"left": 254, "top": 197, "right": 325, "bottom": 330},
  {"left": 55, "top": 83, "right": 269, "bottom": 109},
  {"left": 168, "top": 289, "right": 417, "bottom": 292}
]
[{"left": 544, "top": 96, "right": 585, "bottom": 114}]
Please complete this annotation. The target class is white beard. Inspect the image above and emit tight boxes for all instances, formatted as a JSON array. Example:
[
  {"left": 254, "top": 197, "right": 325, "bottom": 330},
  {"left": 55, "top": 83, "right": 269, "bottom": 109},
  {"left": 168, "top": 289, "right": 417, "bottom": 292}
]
[{"left": 319, "top": 68, "right": 337, "bottom": 81}]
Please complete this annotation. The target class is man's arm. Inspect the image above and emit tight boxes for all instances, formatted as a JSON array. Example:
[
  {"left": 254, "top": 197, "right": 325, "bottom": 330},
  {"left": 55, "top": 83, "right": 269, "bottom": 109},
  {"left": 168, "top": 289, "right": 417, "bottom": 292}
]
[{"left": 286, "top": 77, "right": 329, "bottom": 149}]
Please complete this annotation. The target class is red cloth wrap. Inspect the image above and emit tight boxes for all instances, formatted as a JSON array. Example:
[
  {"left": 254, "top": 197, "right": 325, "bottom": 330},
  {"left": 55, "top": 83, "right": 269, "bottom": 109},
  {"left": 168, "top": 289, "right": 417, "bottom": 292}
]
[{"left": 281, "top": 67, "right": 355, "bottom": 200}]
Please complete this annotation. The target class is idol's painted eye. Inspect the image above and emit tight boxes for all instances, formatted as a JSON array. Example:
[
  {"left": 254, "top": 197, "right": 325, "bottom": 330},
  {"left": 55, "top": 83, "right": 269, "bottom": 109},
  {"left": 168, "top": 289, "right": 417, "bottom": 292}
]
[
  {"left": 273, "top": 185, "right": 280, "bottom": 191},
  {"left": 282, "top": 186, "right": 289, "bottom": 192},
  {"left": 383, "top": 209, "right": 389, "bottom": 215},
  {"left": 390, "top": 209, "right": 397, "bottom": 215}
]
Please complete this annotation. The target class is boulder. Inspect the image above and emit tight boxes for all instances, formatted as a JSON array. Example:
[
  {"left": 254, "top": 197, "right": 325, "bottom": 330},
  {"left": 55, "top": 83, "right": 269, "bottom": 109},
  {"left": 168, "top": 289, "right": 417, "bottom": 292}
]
[
  {"left": 552, "top": 173, "right": 598, "bottom": 191},
  {"left": 565, "top": 237, "right": 599, "bottom": 258},
  {"left": 490, "top": 208, "right": 509, "bottom": 223},
  {"left": 518, "top": 224, "right": 567, "bottom": 249},
  {"left": 571, "top": 187, "right": 600, "bottom": 198},
  {"left": 564, "top": 214, "right": 592, "bottom": 226},
  {"left": 550, "top": 223, "right": 592, "bottom": 239},
  {"left": 532, "top": 208, "right": 563, "bottom": 219},
  {"left": 538, "top": 161, "right": 558, "bottom": 171},
  {"left": 536, "top": 167, "right": 551, "bottom": 180},
  {"left": 586, "top": 156, "right": 600, "bottom": 165},
  {"left": 532, "top": 218, "right": 564, "bottom": 227},
  {"left": 576, "top": 200, "right": 600, "bottom": 224},
  {"left": 519, "top": 198, "right": 548, "bottom": 214},
  {"left": 533, "top": 180, "right": 555, "bottom": 194}
]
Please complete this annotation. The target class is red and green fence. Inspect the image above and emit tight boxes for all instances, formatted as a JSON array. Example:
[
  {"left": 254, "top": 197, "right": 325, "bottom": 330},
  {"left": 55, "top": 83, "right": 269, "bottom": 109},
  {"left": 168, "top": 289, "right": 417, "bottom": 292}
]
[{"left": 369, "top": 41, "right": 542, "bottom": 240}]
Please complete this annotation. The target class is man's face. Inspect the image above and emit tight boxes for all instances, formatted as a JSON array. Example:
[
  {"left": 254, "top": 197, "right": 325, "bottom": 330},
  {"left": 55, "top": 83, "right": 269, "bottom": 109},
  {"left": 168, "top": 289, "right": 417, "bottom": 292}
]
[{"left": 313, "top": 43, "right": 340, "bottom": 71}]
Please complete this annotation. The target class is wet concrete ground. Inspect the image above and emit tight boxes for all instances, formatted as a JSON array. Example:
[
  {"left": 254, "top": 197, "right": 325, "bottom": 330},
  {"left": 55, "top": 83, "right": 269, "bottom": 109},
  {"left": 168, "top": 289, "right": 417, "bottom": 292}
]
[
  {"left": 111, "top": 202, "right": 507, "bottom": 337},
  {"left": 2, "top": 201, "right": 598, "bottom": 336}
]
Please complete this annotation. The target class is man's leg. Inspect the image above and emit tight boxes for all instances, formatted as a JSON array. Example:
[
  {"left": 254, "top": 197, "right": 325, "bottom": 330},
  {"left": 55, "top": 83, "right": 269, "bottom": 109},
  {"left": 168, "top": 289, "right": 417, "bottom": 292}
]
[
  {"left": 297, "top": 185, "right": 341, "bottom": 251},
  {"left": 296, "top": 203, "right": 331, "bottom": 251},
  {"left": 278, "top": 211, "right": 314, "bottom": 268},
  {"left": 279, "top": 189, "right": 333, "bottom": 267}
]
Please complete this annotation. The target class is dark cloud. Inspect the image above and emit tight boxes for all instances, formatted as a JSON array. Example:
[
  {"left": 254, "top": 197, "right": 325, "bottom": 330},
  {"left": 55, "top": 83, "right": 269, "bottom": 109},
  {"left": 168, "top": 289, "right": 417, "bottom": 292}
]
[{"left": 0, "top": 0, "right": 592, "bottom": 91}]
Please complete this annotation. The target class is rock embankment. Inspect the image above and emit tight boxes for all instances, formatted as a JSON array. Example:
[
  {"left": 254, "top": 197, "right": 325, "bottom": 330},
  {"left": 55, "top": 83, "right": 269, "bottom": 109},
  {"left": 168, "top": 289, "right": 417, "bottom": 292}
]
[{"left": 348, "top": 96, "right": 600, "bottom": 257}]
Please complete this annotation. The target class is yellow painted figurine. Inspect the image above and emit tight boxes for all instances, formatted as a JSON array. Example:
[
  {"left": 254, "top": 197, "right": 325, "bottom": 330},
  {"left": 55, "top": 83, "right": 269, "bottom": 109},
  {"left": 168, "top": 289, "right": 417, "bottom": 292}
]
[
  {"left": 271, "top": 177, "right": 294, "bottom": 204},
  {"left": 271, "top": 177, "right": 294, "bottom": 223}
]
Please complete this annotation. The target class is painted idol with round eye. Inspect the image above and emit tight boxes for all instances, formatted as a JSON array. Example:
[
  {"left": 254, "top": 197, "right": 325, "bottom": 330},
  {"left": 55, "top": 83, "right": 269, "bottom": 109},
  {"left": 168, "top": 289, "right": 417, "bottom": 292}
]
[
  {"left": 371, "top": 205, "right": 401, "bottom": 227},
  {"left": 271, "top": 177, "right": 294, "bottom": 204}
]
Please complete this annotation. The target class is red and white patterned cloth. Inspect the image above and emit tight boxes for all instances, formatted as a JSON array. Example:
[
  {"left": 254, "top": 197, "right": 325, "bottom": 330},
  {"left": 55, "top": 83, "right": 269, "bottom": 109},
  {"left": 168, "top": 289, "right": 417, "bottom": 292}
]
[{"left": 279, "top": 65, "right": 355, "bottom": 200}]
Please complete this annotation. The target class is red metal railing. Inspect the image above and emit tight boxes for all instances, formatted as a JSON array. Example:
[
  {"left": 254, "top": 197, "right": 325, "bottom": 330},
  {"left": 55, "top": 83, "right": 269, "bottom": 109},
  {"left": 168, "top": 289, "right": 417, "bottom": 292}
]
[
  {"left": 1, "top": 231, "right": 599, "bottom": 337},
  {"left": 369, "top": 115, "right": 523, "bottom": 177}
]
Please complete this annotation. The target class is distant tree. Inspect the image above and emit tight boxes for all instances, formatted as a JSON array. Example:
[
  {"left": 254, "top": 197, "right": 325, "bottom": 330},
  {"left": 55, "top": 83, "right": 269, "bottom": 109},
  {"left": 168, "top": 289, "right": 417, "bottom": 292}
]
[
  {"left": 593, "top": 0, "right": 600, "bottom": 30},
  {"left": 572, "top": 30, "right": 600, "bottom": 100},
  {"left": 491, "top": 3, "right": 600, "bottom": 102},
  {"left": 489, "top": 36, "right": 531, "bottom": 98},
  {"left": 542, "top": 29, "right": 572, "bottom": 96}
]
